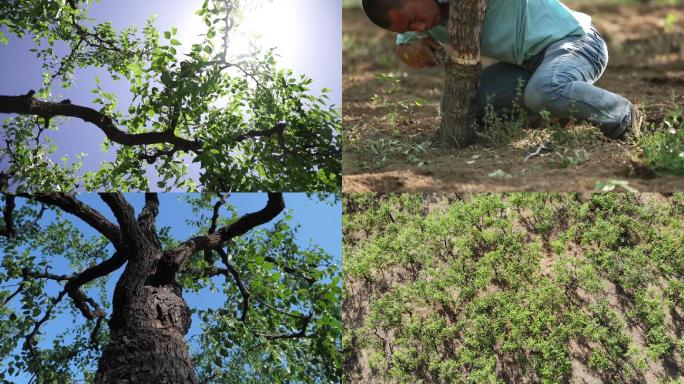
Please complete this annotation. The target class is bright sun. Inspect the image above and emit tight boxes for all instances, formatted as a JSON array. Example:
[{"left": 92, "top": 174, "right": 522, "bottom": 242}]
[
  {"left": 177, "top": 1, "right": 299, "bottom": 69},
  {"left": 230, "top": 1, "right": 298, "bottom": 68}
]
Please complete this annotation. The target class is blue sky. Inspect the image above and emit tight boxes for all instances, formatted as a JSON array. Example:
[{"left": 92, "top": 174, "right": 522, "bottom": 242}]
[
  {"left": 1, "top": 192, "right": 341, "bottom": 382},
  {"left": 0, "top": 0, "right": 342, "bottom": 186}
]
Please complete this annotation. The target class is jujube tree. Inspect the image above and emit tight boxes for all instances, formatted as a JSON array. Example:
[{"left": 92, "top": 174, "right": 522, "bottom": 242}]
[
  {"left": 0, "top": 0, "right": 340, "bottom": 192},
  {"left": 439, "top": 0, "right": 486, "bottom": 148},
  {"left": 0, "top": 192, "right": 341, "bottom": 383}
]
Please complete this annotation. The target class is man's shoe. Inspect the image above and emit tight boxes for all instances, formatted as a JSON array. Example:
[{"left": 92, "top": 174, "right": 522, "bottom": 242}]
[
  {"left": 625, "top": 104, "right": 643, "bottom": 139},
  {"left": 605, "top": 104, "right": 642, "bottom": 140}
]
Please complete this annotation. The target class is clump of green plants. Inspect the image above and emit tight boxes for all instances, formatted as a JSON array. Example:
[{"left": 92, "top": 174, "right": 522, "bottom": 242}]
[
  {"left": 368, "top": 138, "right": 431, "bottom": 169},
  {"left": 663, "top": 12, "right": 678, "bottom": 33},
  {"left": 557, "top": 148, "right": 590, "bottom": 168},
  {"left": 637, "top": 102, "right": 684, "bottom": 176},
  {"left": 476, "top": 78, "right": 528, "bottom": 146},
  {"left": 372, "top": 72, "right": 428, "bottom": 132},
  {"left": 344, "top": 193, "right": 684, "bottom": 384}
]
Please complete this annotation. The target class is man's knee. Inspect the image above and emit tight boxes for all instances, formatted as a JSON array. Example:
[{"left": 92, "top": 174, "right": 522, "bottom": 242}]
[{"left": 523, "top": 78, "right": 552, "bottom": 112}]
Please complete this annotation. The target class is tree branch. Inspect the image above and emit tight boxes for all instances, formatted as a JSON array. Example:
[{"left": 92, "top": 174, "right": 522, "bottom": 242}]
[
  {"left": 22, "top": 268, "right": 72, "bottom": 282},
  {"left": 64, "top": 251, "right": 127, "bottom": 293},
  {"left": 208, "top": 195, "right": 226, "bottom": 235},
  {"left": 204, "top": 195, "right": 227, "bottom": 264},
  {"left": 98, "top": 193, "right": 139, "bottom": 242},
  {"left": 14, "top": 193, "right": 123, "bottom": 249},
  {"left": 233, "top": 122, "right": 286, "bottom": 144},
  {"left": 1, "top": 194, "right": 16, "bottom": 237},
  {"left": 138, "top": 146, "right": 181, "bottom": 164},
  {"left": 0, "top": 94, "right": 201, "bottom": 152},
  {"left": 24, "top": 290, "right": 68, "bottom": 357},
  {"left": 2, "top": 282, "right": 24, "bottom": 306},
  {"left": 137, "top": 193, "right": 160, "bottom": 227},
  {"left": 263, "top": 255, "right": 316, "bottom": 285},
  {"left": 253, "top": 313, "right": 312, "bottom": 340},
  {"left": 166, "top": 193, "right": 284, "bottom": 267},
  {"left": 22, "top": 250, "right": 125, "bottom": 320},
  {"left": 217, "top": 248, "right": 250, "bottom": 322},
  {"left": 65, "top": 0, "right": 130, "bottom": 55}
]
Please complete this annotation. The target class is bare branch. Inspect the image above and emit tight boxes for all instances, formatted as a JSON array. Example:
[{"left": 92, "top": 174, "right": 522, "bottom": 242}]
[
  {"left": 99, "top": 193, "right": 139, "bottom": 241},
  {"left": 166, "top": 193, "right": 284, "bottom": 267},
  {"left": 233, "top": 122, "right": 286, "bottom": 144},
  {"left": 66, "top": 287, "right": 106, "bottom": 320},
  {"left": 204, "top": 195, "right": 227, "bottom": 264},
  {"left": 217, "top": 248, "right": 250, "bottom": 322},
  {"left": 0, "top": 94, "right": 201, "bottom": 153},
  {"left": 2, "top": 282, "right": 24, "bottom": 306},
  {"left": 15, "top": 193, "right": 123, "bottom": 249},
  {"left": 253, "top": 314, "right": 312, "bottom": 340},
  {"left": 137, "top": 193, "right": 160, "bottom": 227},
  {"left": 1, "top": 194, "right": 16, "bottom": 237},
  {"left": 64, "top": 251, "right": 127, "bottom": 293},
  {"left": 24, "top": 290, "right": 68, "bottom": 357},
  {"left": 263, "top": 255, "right": 316, "bottom": 285},
  {"left": 22, "top": 268, "right": 72, "bottom": 281},
  {"left": 208, "top": 195, "right": 227, "bottom": 235},
  {"left": 138, "top": 146, "right": 181, "bottom": 164},
  {"left": 22, "top": 250, "right": 124, "bottom": 320}
]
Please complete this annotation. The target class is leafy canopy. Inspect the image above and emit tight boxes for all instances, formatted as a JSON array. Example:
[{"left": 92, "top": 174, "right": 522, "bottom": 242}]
[
  {"left": 0, "top": 0, "right": 340, "bottom": 192},
  {"left": 0, "top": 193, "right": 342, "bottom": 383}
]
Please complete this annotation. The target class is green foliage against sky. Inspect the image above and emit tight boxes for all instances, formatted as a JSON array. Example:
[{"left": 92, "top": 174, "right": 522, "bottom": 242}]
[
  {"left": 0, "top": 0, "right": 340, "bottom": 192},
  {"left": 0, "top": 194, "right": 342, "bottom": 383},
  {"left": 344, "top": 193, "right": 684, "bottom": 384}
]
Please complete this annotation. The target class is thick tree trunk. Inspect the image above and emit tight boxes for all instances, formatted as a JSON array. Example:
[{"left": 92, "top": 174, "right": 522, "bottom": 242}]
[
  {"left": 94, "top": 196, "right": 197, "bottom": 383},
  {"left": 94, "top": 282, "right": 195, "bottom": 383},
  {"left": 438, "top": 0, "right": 486, "bottom": 148}
]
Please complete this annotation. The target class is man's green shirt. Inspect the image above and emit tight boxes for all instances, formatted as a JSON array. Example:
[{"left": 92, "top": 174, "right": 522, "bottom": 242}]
[{"left": 396, "top": 0, "right": 592, "bottom": 65}]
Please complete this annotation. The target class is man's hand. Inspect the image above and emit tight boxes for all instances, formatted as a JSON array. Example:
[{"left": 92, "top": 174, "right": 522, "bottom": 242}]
[{"left": 395, "top": 38, "right": 441, "bottom": 68}]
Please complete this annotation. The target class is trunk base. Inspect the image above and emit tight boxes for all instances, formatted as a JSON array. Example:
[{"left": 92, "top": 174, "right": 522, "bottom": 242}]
[{"left": 439, "top": 62, "right": 481, "bottom": 148}]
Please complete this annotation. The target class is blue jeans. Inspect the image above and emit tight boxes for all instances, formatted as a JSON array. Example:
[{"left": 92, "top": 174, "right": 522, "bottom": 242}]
[{"left": 443, "top": 27, "right": 633, "bottom": 138}]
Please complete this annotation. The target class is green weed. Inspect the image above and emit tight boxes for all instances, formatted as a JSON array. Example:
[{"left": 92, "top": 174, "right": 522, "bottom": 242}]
[
  {"left": 637, "top": 103, "right": 684, "bottom": 176},
  {"left": 372, "top": 72, "right": 427, "bottom": 132},
  {"left": 476, "top": 77, "right": 528, "bottom": 146},
  {"left": 557, "top": 148, "right": 590, "bottom": 168},
  {"left": 367, "top": 138, "right": 431, "bottom": 168}
]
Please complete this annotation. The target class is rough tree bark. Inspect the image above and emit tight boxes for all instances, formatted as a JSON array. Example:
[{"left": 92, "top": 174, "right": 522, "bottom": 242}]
[
  {"left": 90, "top": 193, "right": 284, "bottom": 383},
  {"left": 1, "top": 192, "right": 295, "bottom": 382},
  {"left": 438, "top": 0, "right": 487, "bottom": 148},
  {"left": 93, "top": 193, "right": 197, "bottom": 383}
]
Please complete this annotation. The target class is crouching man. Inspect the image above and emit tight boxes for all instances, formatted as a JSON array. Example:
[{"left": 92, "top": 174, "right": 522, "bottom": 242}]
[{"left": 362, "top": 0, "right": 642, "bottom": 139}]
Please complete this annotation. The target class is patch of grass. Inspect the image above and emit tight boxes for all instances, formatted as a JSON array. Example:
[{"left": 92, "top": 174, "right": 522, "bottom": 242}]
[
  {"left": 637, "top": 103, "right": 684, "bottom": 176},
  {"left": 546, "top": 102, "right": 600, "bottom": 146},
  {"left": 367, "top": 137, "right": 431, "bottom": 169},
  {"left": 344, "top": 193, "right": 684, "bottom": 384}
]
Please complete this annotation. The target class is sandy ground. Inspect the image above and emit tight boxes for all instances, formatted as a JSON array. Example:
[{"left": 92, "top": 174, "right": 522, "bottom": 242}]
[{"left": 342, "top": 3, "right": 684, "bottom": 192}]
